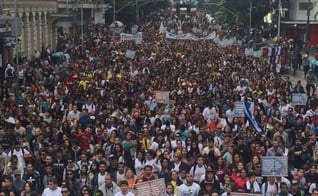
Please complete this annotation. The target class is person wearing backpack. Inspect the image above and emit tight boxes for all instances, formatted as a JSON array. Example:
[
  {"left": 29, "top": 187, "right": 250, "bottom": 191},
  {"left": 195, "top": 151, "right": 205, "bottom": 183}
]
[
  {"left": 4, "top": 63, "right": 15, "bottom": 88},
  {"left": 261, "top": 176, "right": 279, "bottom": 196},
  {"left": 7, "top": 142, "right": 31, "bottom": 169}
]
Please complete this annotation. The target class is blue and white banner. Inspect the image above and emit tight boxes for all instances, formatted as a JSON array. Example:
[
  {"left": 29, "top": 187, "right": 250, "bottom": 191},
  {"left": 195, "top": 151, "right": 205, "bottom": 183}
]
[{"left": 244, "top": 101, "right": 264, "bottom": 133}]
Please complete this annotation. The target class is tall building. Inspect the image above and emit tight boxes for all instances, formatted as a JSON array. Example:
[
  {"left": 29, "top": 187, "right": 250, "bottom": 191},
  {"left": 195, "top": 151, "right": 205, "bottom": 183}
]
[{"left": 0, "top": 0, "right": 107, "bottom": 65}]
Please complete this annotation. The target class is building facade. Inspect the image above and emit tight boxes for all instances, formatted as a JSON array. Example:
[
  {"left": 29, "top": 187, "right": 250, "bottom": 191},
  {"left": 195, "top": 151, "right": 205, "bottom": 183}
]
[
  {"left": 282, "top": 0, "right": 318, "bottom": 45},
  {"left": 0, "top": 0, "right": 107, "bottom": 64}
]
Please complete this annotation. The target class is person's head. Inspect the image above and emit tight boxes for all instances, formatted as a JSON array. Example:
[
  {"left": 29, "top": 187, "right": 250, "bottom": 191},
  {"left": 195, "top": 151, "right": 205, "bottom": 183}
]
[
  {"left": 205, "top": 168, "right": 215, "bottom": 181},
  {"left": 125, "top": 168, "right": 135, "bottom": 178},
  {"left": 80, "top": 185, "right": 90, "bottom": 196},
  {"left": 291, "top": 182, "right": 299, "bottom": 193},
  {"left": 66, "top": 170, "right": 75, "bottom": 180},
  {"left": 166, "top": 182, "right": 174, "bottom": 194},
  {"left": 45, "top": 164, "right": 53, "bottom": 174},
  {"left": 45, "top": 154, "right": 53, "bottom": 164},
  {"left": 118, "top": 180, "right": 129, "bottom": 194},
  {"left": 48, "top": 177, "right": 58, "bottom": 191},
  {"left": 272, "top": 139, "right": 279, "bottom": 148},
  {"left": 143, "top": 165, "right": 153, "bottom": 176},
  {"left": 211, "top": 192, "right": 220, "bottom": 196},
  {"left": 267, "top": 176, "right": 276, "bottom": 184},
  {"left": 310, "top": 164, "right": 317, "bottom": 174},
  {"left": 118, "top": 162, "right": 125, "bottom": 174},
  {"left": 196, "top": 155, "right": 204, "bottom": 166},
  {"left": 1, "top": 175, "right": 13, "bottom": 189},
  {"left": 239, "top": 169, "right": 247, "bottom": 178},
  {"left": 80, "top": 164, "right": 89, "bottom": 174},
  {"left": 98, "top": 161, "right": 107, "bottom": 173},
  {"left": 94, "top": 190, "right": 103, "bottom": 196},
  {"left": 161, "top": 158, "right": 170, "bottom": 168},
  {"left": 280, "top": 182, "right": 288, "bottom": 193},
  {"left": 170, "top": 170, "right": 179, "bottom": 181},
  {"left": 61, "top": 186, "right": 71, "bottom": 196},
  {"left": 10, "top": 155, "right": 18, "bottom": 163},
  {"left": 14, "top": 172, "right": 22, "bottom": 181},
  {"left": 23, "top": 182, "right": 33, "bottom": 193},
  {"left": 185, "top": 173, "right": 194, "bottom": 185},
  {"left": 313, "top": 188, "right": 318, "bottom": 196},
  {"left": 104, "top": 174, "right": 113, "bottom": 187}
]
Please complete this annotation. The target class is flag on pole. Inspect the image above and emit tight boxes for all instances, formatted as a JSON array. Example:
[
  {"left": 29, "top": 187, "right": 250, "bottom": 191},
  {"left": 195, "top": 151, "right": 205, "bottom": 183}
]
[
  {"left": 159, "top": 21, "right": 166, "bottom": 34},
  {"left": 244, "top": 101, "right": 264, "bottom": 133}
]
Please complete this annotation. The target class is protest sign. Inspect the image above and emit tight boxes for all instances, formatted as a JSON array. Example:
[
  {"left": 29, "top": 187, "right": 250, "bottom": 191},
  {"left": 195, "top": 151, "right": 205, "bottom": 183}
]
[
  {"left": 261, "top": 156, "right": 288, "bottom": 176},
  {"left": 155, "top": 91, "right": 169, "bottom": 104},
  {"left": 230, "top": 193, "right": 261, "bottom": 196},
  {"left": 125, "top": 50, "right": 136, "bottom": 59},
  {"left": 291, "top": 93, "right": 307, "bottom": 105},
  {"left": 234, "top": 102, "right": 245, "bottom": 117},
  {"left": 134, "top": 178, "right": 166, "bottom": 196}
]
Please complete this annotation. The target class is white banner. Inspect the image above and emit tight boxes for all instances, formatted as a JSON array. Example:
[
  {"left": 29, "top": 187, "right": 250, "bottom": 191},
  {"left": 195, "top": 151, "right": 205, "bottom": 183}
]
[
  {"left": 134, "top": 178, "right": 166, "bottom": 196},
  {"left": 120, "top": 32, "right": 143, "bottom": 41},
  {"left": 165, "top": 32, "right": 216, "bottom": 41}
]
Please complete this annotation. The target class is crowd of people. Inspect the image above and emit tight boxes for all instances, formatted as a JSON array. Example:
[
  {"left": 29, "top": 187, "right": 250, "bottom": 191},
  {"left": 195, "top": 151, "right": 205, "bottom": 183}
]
[{"left": 0, "top": 8, "right": 318, "bottom": 196}]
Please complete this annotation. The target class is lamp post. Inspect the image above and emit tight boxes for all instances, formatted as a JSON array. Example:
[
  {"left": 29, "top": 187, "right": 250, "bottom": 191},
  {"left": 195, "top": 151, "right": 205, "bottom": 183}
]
[
  {"left": 15, "top": 0, "right": 18, "bottom": 65},
  {"left": 113, "top": 0, "right": 115, "bottom": 22},
  {"left": 81, "top": 0, "right": 83, "bottom": 48},
  {"left": 249, "top": 0, "right": 252, "bottom": 32},
  {"left": 277, "top": 0, "right": 281, "bottom": 39},
  {"left": 136, "top": 0, "right": 139, "bottom": 23},
  {"left": 306, "top": 0, "right": 311, "bottom": 43}
]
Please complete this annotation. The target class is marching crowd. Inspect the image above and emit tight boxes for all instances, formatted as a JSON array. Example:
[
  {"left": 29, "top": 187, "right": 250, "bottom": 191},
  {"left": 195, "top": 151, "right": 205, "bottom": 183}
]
[{"left": 0, "top": 8, "right": 318, "bottom": 196}]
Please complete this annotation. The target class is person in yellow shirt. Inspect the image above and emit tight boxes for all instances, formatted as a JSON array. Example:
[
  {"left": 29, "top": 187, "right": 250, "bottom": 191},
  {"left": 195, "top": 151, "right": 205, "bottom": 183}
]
[{"left": 79, "top": 78, "right": 89, "bottom": 91}]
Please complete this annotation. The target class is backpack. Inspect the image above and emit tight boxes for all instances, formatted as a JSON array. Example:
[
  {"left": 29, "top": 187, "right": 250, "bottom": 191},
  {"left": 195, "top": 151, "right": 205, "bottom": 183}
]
[{"left": 6, "top": 68, "right": 13, "bottom": 77}]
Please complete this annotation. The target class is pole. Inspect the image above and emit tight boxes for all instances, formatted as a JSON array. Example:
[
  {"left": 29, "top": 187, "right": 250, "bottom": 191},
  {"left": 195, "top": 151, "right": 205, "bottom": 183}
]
[
  {"left": 81, "top": 0, "right": 83, "bottom": 47},
  {"left": 277, "top": 0, "right": 281, "bottom": 39},
  {"left": 136, "top": 0, "right": 139, "bottom": 23},
  {"left": 249, "top": 0, "right": 252, "bottom": 33},
  {"left": 15, "top": 0, "right": 18, "bottom": 65},
  {"left": 306, "top": 0, "right": 311, "bottom": 43},
  {"left": 113, "top": 0, "right": 115, "bottom": 22}
]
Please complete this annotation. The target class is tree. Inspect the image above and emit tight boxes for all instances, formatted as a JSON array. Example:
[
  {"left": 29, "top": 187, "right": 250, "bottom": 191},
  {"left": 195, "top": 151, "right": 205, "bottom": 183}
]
[
  {"left": 199, "top": 0, "right": 270, "bottom": 29},
  {"left": 104, "top": 0, "right": 171, "bottom": 25}
]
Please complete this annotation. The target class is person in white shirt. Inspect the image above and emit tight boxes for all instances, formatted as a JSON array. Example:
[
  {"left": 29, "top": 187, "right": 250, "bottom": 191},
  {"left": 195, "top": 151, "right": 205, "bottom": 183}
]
[
  {"left": 7, "top": 142, "right": 31, "bottom": 169},
  {"left": 261, "top": 176, "right": 279, "bottom": 196},
  {"left": 189, "top": 156, "right": 206, "bottom": 183},
  {"left": 42, "top": 177, "right": 62, "bottom": 196},
  {"left": 202, "top": 104, "right": 217, "bottom": 123},
  {"left": 66, "top": 105, "right": 80, "bottom": 122},
  {"left": 179, "top": 173, "right": 201, "bottom": 196},
  {"left": 114, "top": 180, "right": 135, "bottom": 196}
]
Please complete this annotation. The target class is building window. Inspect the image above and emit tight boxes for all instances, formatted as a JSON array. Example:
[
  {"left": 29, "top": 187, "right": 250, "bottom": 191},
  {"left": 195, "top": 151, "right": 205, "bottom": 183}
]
[{"left": 299, "top": 2, "right": 312, "bottom": 10}]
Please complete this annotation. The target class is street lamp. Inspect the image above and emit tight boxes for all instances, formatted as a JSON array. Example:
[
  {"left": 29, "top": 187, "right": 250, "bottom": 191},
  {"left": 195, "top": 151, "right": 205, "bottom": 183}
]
[
  {"left": 249, "top": 0, "right": 252, "bottom": 32},
  {"left": 306, "top": 0, "right": 311, "bottom": 43},
  {"left": 15, "top": 0, "right": 18, "bottom": 65},
  {"left": 113, "top": 0, "right": 115, "bottom": 22},
  {"left": 277, "top": 0, "right": 281, "bottom": 38},
  {"left": 79, "top": 0, "right": 83, "bottom": 48}
]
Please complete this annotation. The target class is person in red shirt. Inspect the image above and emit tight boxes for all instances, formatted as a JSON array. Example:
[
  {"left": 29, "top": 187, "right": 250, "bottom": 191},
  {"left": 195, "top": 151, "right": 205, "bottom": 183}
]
[
  {"left": 73, "top": 127, "right": 90, "bottom": 152},
  {"left": 138, "top": 165, "right": 157, "bottom": 182},
  {"left": 233, "top": 169, "right": 249, "bottom": 193}
]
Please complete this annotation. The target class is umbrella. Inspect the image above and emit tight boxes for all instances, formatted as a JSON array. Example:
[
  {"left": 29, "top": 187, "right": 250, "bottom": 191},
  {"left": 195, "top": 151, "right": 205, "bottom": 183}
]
[
  {"left": 51, "top": 52, "right": 64, "bottom": 58},
  {"left": 109, "top": 21, "right": 124, "bottom": 28},
  {"left": 310, "top": 60, "right": 318, "bottom": 75}
]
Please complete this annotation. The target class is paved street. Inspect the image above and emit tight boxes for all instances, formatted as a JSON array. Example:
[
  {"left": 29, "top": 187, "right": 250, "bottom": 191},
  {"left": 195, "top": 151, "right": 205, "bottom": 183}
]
[{"left": 282, "top": 69, "right": 306, "bottom": 85}]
